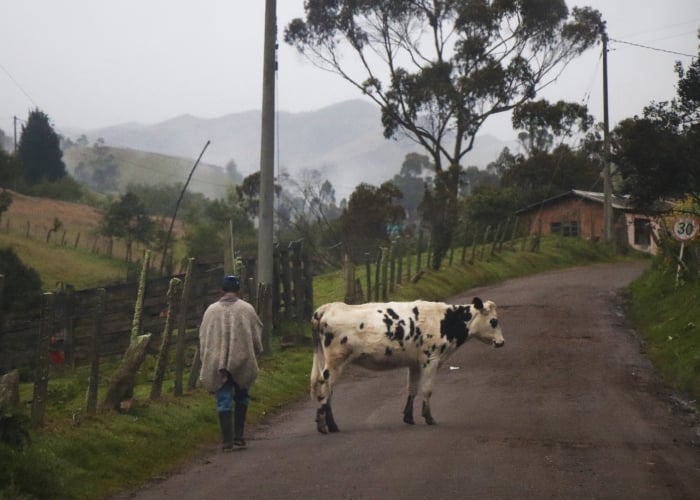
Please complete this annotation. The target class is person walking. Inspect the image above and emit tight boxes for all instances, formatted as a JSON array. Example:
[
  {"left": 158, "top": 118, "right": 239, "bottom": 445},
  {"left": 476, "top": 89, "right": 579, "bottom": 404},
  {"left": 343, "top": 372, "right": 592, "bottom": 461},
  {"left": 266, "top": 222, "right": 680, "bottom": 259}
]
[{"left": 199, "top": 275, "right": 263, "bottom": 451}]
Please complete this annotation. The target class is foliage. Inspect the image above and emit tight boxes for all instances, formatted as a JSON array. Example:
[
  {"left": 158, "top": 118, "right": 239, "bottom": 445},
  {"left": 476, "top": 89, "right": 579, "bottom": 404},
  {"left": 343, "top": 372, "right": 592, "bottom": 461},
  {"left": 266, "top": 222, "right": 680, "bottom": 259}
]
[
  {"left": 463, "top": 186, "right": 520, "bottom": 230},
  {"left": 627, "top": 260, "right": 700, "bottom": 397},
  {"left": 16, "top": 174, "right": 88, "bottom": 202},
  {"left": 512, "top": 99, "right": 594, "bottom": 156},
  {"left": 341, "top": 181, "right": 405, "bottom": 260},
  {"left": 0, "top": 149, "right": 21, "bottom": 188},
  {"left": 285, "top": 0, "right": 605, "bottom": 270},
  {"left": 0, "top": 246, "right": 42, "bottom": 312},
  {"left": 276, "top": 169, "right": 344, "bottom": 269},
  {"left": 126, "top": 182, "right": 210, "bottom": 219},
  {"left": 0, "top": 190, "right": 12, "bottom": 224},
  {"left": 183, "top": 186, "right": 256, "bottom": 264},
  {"left": 612, "top": 31, "right": 700, "bottom": 209},
  {"left": 499, "top": 144, "right": 602, "bottom": 207},
  {"left": 73, "top": 138, "right": 120, "bottom": 192},
  {"left": 18, "top": 109, "right": 67, "bottom": 185},
  {"left": 100, "top": 192, "right": 154, "bottom": 263},
  {"left": 391, "top": 153, "right": 431, "bottom": 223},
  {"left": 0, "top": 406, "right": 31, "bottom": 450}
]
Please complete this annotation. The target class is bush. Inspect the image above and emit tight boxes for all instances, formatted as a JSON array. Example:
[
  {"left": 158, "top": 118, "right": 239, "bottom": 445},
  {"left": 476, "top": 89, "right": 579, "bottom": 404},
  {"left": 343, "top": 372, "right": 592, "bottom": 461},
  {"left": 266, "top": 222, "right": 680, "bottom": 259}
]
[{"left": 0, "top": 247, "right": 42, "bottom": 312}]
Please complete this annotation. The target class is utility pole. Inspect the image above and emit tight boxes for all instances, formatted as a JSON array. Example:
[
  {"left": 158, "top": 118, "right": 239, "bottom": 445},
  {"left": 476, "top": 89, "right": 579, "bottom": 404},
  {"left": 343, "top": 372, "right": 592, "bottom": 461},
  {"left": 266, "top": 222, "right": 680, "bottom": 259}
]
[
  {"left": 257, "top": 0, "right": 276, "bottom": 353},
  {"left": 602, "top": 34, "right": 613, "bottom": 243}
]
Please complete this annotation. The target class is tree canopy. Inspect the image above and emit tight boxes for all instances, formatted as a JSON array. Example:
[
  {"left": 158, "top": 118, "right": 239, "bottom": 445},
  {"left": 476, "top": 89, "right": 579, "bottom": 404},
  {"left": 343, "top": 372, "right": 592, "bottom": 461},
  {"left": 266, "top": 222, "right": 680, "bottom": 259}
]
[
  {"left": 612, "top": 31, "right": 700, "bottom": 208},
  {"left": 18, "top": 109, "right": 67, "bottom": 185},
  {"left": 286, "top": 0, "right": 605, "bottom": 269}
]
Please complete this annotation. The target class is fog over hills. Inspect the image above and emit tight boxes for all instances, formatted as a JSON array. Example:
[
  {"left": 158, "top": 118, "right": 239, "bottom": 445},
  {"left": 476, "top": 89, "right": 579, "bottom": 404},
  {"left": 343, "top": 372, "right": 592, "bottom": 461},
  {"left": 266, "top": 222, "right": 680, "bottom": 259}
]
[{"left": 79, "top": 99, "right": 515, "bottom": 199}]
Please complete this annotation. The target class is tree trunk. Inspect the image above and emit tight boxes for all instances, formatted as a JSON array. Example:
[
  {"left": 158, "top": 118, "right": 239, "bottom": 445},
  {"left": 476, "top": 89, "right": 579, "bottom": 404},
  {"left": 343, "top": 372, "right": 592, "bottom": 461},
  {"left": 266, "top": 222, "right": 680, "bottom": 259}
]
[{"left": 99, "top": 333, "right": 152, "bottom": 411}]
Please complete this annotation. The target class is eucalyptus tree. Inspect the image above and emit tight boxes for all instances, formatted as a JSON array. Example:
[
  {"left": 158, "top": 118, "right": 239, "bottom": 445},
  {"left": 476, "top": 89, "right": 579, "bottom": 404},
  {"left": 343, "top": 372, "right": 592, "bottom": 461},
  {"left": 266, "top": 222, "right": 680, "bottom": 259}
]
[{"left": 285, "top": 0, "right": 605, "bottom": 269}]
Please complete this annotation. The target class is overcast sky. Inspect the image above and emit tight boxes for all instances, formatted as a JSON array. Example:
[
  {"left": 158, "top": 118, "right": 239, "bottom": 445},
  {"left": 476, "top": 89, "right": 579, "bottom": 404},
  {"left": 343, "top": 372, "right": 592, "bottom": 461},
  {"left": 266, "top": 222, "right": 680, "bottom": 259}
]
[{"left": 1, "top": 1, "right": 698, "bottom": 143}]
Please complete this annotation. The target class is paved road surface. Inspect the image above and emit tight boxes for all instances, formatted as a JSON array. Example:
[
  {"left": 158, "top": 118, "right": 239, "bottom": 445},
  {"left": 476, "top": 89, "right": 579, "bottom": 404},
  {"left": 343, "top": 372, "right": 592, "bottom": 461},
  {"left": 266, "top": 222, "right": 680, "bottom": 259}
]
[{"left": 117, "top": 262, "right": 700, "bottom": 499}]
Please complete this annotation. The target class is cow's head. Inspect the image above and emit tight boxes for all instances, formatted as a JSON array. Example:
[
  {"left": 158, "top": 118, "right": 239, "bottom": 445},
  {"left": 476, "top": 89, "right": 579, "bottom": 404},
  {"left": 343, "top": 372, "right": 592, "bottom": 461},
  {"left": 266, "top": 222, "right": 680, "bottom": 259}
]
[{"left": 468, "top": 297, "right": 505, "bottom": 348}]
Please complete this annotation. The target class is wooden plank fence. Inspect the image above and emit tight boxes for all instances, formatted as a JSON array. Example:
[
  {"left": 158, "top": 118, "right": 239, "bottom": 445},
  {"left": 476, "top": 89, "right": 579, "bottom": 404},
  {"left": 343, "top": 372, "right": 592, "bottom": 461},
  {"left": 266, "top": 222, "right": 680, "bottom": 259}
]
[{"left": 0, "top": 240, "right": 314, "bottom": 375}]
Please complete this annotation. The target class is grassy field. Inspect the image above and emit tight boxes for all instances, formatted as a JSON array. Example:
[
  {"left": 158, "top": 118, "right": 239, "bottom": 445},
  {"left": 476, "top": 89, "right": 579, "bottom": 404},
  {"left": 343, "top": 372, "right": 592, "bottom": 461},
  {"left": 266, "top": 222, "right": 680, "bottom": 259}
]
[{"left": 2, "top": 200, "right": 698, "bottom": 499}]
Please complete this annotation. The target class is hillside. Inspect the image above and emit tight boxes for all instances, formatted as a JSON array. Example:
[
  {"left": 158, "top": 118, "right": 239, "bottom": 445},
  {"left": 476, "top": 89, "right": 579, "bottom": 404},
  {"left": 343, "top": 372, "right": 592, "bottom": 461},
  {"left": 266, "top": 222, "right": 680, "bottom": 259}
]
[
  {"left": 66, "top": 99, "right": 516, "bottom": 200},
  {"left": 62, "top": 145, "right": 239, "bottom": 201},
  {"left": 1, "top": 191, "right": 186, "bottom": 289}
]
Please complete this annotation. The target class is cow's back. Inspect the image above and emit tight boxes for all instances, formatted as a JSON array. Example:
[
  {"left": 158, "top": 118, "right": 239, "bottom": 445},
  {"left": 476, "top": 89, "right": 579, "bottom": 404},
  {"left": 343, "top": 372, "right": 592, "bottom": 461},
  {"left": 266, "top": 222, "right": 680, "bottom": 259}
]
[{"left": 312, "top": 301, "right": 452, "bottom": 370}]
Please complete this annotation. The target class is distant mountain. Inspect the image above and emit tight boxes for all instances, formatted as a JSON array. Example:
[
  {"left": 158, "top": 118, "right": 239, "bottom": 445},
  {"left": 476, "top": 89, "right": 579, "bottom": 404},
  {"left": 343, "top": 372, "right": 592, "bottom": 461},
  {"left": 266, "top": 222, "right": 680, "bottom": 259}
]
[{"left": 73, "top": 99, "right": 516, "bottom": 200}]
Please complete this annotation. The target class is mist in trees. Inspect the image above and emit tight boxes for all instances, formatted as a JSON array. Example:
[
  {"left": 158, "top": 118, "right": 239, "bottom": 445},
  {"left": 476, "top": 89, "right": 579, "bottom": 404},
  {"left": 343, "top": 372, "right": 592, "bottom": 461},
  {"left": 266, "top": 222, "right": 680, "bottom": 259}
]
[{"left": 286, "top": 0, "right": 605, "bottom": 270}]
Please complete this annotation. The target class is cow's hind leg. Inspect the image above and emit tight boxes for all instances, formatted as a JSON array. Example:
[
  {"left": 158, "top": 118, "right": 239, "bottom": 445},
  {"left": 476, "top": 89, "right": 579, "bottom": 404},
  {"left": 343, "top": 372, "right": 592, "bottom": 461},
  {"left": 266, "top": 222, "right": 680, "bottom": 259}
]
[
  {"left": 403, "top": 366, "right": 420, "bottom": 424},
  {"left": 421, "top": 400, "right": 436, "bottom": 425},
  {"left": 419, "top": 362, "right": 438, "bottom": 425}
]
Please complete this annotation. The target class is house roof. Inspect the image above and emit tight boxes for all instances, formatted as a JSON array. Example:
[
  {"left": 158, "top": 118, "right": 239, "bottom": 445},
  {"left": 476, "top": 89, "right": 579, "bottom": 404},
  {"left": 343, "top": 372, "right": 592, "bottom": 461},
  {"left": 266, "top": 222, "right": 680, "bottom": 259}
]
[{"left": 516, "top": 189, "right": 634, "bottom": 215}]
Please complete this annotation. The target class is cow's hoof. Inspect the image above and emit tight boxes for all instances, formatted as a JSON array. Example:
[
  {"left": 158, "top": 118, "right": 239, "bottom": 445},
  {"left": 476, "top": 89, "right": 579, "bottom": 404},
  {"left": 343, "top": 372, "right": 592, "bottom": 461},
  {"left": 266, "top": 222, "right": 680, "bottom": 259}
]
[
  {"left": 424, "top": 417, "right": 436, "bottom": 425},
  {"left": 403, "top": 415, "right": 415, "bottom": 425},
  {"left": 328, "top": 423, "right": 340, "bottom": 432},
  {"left": 316, "top": 408, "right": 328, "bottom": 434}
]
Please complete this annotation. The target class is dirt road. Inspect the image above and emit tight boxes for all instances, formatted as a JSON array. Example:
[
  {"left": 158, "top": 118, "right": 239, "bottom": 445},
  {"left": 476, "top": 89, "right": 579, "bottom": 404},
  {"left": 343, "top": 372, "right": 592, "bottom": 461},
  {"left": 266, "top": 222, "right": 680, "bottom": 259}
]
[{"left": 118, "top": 262, "right": 700, "bottom": 499}]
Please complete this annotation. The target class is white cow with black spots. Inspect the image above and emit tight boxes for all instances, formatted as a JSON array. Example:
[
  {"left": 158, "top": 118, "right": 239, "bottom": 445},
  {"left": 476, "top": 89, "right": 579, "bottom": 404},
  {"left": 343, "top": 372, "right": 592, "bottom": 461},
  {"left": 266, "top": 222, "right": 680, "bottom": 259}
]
[{"left": 310, "top": 297, "right": 505, "bottom": 434}]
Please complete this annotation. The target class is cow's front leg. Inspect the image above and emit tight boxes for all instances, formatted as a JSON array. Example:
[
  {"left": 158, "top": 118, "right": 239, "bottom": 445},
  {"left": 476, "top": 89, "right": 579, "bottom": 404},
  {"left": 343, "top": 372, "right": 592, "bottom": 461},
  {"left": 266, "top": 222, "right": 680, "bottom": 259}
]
[{"left": 403, "top": 366, "right": 420, "bottom": 424}]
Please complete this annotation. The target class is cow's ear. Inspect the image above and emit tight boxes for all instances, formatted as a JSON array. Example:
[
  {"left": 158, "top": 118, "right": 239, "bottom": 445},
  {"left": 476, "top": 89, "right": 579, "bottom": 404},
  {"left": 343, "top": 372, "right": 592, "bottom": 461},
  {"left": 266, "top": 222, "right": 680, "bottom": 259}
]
[{"left": 472, "top": 297, "right": 484, "bottom": 310}]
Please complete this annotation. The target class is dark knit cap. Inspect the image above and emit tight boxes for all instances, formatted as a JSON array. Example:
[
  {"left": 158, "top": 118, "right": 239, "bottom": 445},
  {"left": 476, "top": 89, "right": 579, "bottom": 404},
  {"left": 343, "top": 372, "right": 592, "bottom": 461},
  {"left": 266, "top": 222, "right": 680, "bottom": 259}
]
[{"left": 222, "top": 275, "right": 241, "bottom": 292}]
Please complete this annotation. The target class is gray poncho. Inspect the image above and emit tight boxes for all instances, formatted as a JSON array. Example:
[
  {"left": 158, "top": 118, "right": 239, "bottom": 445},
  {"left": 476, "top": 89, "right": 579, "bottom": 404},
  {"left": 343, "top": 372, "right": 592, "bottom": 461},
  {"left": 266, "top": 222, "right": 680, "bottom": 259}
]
[{"left": 198, "top": 297, "right": 264, "bottom": 392}]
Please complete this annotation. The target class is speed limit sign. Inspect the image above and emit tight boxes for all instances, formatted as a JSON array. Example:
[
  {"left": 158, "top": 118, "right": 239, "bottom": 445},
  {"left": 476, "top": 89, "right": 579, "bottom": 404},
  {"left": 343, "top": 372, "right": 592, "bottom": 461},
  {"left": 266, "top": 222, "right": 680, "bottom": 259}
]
[{"left": 672, "top": 215, "right": 699, "bottom": 242}]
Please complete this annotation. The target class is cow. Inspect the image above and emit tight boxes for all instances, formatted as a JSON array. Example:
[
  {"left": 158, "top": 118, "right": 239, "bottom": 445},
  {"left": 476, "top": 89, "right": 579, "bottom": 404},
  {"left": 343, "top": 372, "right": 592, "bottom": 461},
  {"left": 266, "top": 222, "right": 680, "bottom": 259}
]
[{"left": 310, "top": 297, "right": 504, "bottom": 434}]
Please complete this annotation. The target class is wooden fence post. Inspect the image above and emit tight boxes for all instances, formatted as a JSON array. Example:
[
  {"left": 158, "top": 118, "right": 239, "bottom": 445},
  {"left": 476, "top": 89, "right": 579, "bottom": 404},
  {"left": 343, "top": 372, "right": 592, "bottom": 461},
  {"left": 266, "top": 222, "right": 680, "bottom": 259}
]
[
  {"left": 344, "top": 253, "right": 355, "bottom": 304},
  {"left": 480, "top": 226, "right": 491, "bottom": 260},
  {"left": 0, "top": 274, "right": 4, "bottom": 330},
  {"left": 174, "top": 258, "right": 195, "bottom": 397},
  {"left": 150, "top": 277, "right": 182, "bottom": 400},
  {"left": 31, "top": 292, "right": 54, "bottom": 428},
  {"left": 365, "top": 253, "right": 372, "bottom": 303},
  {"left": 86, "top": 288, "right": 105, "bottom": 414},
  {"left": 381, "top": 247, "right": 389, "bottom": 301},
  {"left": 187, "top": 347, "right": 201, "bottom": 391},
  {"left": 491, "top": 223, "right": 502, "bottom": 255},
  {"left": 470, "top": 223, "right": 479, "bottom": 263},
  {"left": 416, "top": 229, "right": 424, "bottom": 272},
  {"left": 374, "top": 249, "right": 382, "bottom": 302}
]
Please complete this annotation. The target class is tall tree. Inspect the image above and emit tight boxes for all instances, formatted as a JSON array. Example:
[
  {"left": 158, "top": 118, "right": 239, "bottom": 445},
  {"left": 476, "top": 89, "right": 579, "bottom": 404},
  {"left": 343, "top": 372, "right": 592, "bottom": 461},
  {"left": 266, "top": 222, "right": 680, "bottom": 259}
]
[
  {"left": 511, "top": 99, "right": 594, "bottom": 156},
  {"left": 341, "top": 181, "right": 405, "bottom": 259},
  {"left": 392, "top": 153, "right": 431, "bottom": 223},
  {"left": 18, "top": 109, "right": 67, "bottom": 184},
  {"left": 101, "top": 192, "right": 154, "bottom": 264},
  {"left": 286, "top": 1, "right": 604, "bottom": 269}
]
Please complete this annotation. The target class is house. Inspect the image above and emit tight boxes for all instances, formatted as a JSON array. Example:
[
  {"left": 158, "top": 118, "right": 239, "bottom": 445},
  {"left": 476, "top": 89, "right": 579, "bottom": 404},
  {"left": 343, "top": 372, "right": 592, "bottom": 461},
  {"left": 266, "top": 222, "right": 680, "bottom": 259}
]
[{"left": 515, "top": 189, "right": 669, "bottom": 254}]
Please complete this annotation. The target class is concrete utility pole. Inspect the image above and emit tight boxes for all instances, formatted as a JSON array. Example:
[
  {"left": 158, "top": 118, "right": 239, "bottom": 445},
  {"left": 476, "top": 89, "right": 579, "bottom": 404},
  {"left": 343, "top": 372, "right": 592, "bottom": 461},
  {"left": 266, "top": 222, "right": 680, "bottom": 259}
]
[
  {"left": 602, "top": 34, "right": 613, "bottom": 243},
  {"left": 257, "top": 0, "right": 276, "bottom": 353}
]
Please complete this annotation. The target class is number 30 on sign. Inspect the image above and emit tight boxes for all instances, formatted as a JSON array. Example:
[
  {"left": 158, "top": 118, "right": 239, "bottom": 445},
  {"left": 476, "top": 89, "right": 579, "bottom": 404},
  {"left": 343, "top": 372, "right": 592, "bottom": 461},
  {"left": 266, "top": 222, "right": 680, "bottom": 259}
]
[{"left": 672, "top": 215, "right": 699, "bottom": 242}]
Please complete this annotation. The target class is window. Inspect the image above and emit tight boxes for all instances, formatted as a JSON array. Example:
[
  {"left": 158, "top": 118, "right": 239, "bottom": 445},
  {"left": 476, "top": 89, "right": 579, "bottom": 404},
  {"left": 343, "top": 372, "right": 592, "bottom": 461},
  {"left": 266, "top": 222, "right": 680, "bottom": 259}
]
[
  {"left": 634, "top": 218, "right": 651, "bottom": 246},
  {"left": 550, "top": 221, "right": 579, "bottom": 237}
]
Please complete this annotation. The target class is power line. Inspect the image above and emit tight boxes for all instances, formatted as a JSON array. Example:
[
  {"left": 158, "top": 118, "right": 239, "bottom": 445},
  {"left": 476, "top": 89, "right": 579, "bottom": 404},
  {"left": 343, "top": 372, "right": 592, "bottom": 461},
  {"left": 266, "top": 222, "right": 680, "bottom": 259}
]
[
  {"left": 609, "top": 38, "right": 696, "bottom": 59},
  {"left": 0, "top": 61, "right": 38, "bottom": 108}
]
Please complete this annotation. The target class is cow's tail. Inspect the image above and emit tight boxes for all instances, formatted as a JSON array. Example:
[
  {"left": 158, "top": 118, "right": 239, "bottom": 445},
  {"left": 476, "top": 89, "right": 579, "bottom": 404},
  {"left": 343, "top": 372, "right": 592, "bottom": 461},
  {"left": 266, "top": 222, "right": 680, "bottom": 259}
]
[{"left": 310, "top": 307, "right": 327, "bottom": 402}]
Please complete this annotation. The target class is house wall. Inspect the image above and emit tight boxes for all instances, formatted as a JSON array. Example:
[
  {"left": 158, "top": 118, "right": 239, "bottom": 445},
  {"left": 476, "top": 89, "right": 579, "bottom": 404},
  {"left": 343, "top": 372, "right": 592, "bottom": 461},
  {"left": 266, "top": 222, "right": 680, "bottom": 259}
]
[
  {"left": 623, "top": 213, "right": 660, "bottom": 254},
  {"left": 519, "top": 197, "right": 660, "bottom": 254},
  {"left": 522, "top": 198, "right": 604, "bottom": 240}
]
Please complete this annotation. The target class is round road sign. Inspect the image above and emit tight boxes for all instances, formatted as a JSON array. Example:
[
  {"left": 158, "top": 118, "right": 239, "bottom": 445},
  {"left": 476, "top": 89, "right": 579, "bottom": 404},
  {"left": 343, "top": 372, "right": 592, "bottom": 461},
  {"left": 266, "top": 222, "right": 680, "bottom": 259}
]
[{"left": 672, "top": 215, "right": 700, "bottom": 242}]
